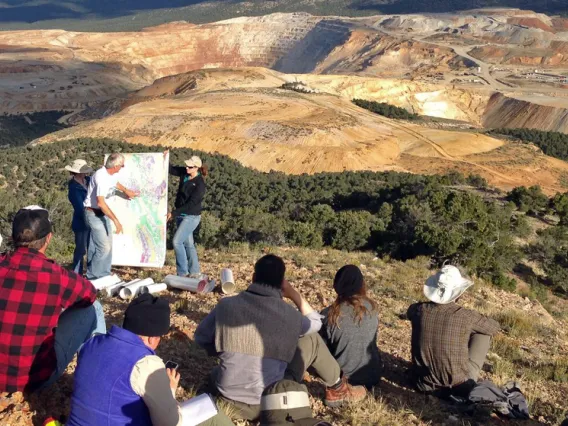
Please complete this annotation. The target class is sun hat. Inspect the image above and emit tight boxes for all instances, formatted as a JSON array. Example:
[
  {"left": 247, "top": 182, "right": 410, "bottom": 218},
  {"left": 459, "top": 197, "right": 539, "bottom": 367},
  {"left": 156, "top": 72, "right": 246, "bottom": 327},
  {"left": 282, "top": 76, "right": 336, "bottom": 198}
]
[
  {"left": 65, "top": 159, "right": 93, "bottom": 174},
  {"left": 184, "top": 156, "right": 202, "bottom": 169},
  {"left": 423, "top": 265, "right": 473, "bottom": 304}
]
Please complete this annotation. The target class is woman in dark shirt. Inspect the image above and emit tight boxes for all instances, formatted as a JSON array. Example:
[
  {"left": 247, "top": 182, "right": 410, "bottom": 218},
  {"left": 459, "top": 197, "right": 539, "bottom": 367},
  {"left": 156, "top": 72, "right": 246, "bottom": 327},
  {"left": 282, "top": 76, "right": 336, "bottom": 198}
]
[
  {"left": 320, "top": 265, "right": 382, "bottom": 388},
  {"left": 65, "top": 159, "right": 93, "bottom": 274},
  {"left": 167, "top": 154, "right": 207, "bottom": 277}
]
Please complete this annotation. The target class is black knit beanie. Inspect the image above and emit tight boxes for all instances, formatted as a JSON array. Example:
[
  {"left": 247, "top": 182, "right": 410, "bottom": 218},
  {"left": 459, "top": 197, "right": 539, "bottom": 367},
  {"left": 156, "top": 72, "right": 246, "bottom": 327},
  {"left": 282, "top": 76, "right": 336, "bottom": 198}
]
[
  {"left": 333, "top": 265, "right": 364, "bottom": 298},
  {"left": 123, "top": 293, "right": 170, "bottom": 337}
]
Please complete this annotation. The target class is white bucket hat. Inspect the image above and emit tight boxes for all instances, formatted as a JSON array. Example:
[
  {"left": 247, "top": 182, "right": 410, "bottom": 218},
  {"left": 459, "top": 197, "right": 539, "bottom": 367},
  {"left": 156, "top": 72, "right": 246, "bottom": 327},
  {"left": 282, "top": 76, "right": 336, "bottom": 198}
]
[
  {"left": 184, "top": 156, "right": 202, "bottom": 169},
  {"left": 65, "top": 159, "right": 93, "bottom": 174},
  {"left": 423, "top": 265, "right": 473, "bottom": 304}
]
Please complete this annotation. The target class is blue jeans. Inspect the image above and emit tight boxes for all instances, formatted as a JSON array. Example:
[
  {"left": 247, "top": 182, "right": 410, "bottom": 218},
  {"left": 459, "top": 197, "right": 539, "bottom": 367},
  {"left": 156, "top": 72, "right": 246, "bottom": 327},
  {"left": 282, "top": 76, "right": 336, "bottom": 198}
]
[
  {"left": 37, "top": 300, "right": 106, "bottom": 391},
  {"left": 173, "top": 215, "right": 201, "bottom": 276},
  {"left": 72, "top": 230, "right": 89, "bottom": 275},
  {"left": 84, "top": 210, "right": 113, "bottom": 280}
]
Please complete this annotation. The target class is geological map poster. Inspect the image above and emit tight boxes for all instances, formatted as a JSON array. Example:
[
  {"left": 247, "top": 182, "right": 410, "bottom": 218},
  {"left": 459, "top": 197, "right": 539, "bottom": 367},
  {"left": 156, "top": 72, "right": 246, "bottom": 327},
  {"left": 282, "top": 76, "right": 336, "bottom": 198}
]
[{"left": 105, "top": 152, "right": 169, "bottom": 268}]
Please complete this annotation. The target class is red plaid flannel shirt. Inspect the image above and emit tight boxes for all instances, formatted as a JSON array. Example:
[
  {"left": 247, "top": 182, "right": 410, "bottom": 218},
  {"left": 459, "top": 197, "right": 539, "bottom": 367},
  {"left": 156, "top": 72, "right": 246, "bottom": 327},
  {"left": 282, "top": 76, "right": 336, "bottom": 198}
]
[{"left": 0, "top": 247, "right": 96, "bottom": 392}]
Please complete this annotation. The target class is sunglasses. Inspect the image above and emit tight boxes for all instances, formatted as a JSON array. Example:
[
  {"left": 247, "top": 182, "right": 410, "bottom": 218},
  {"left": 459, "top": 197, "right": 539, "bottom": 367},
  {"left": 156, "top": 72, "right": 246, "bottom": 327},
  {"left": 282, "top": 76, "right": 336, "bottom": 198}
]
[{"left": 186, "top": 165, "right": 196, "bottom": 169}]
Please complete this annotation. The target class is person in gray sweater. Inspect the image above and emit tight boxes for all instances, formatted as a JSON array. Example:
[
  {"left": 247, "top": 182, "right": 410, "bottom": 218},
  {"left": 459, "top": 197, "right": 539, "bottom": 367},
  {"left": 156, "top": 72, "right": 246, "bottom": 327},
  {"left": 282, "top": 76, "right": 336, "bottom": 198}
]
[
  {"left": 320, "top": 265, "right": 382, "bottom": 388},
  {"left": 195, "top": 255, "right": 366, "bottom": 421}
]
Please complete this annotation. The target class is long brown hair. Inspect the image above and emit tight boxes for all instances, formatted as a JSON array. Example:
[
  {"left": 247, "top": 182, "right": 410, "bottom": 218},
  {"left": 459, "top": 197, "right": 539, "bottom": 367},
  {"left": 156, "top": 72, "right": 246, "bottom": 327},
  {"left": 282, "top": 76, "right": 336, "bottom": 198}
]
[
  {"left": 199, "top": 164, "right": 208, "bottom": 177},
  {"left": 327, "top": 282, "right": 377, "bottom": 328}
]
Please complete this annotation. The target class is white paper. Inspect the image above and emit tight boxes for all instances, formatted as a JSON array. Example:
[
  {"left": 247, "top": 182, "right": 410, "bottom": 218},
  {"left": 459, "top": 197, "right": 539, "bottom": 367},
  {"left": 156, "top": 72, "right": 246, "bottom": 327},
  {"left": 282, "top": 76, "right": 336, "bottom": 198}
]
[
  {"left": 91, "top": 274, "right": 121, "bottom": 291},
  {"left": 180, "top": 394, "right": 218, "bottom": 426}
]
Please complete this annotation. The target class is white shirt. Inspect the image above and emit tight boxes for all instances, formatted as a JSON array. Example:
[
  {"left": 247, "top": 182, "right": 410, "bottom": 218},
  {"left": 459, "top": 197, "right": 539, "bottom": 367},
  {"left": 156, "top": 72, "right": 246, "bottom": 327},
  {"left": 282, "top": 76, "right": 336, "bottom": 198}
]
[{"left": 84, "top": 167, "right": 119, "bottom": 209}]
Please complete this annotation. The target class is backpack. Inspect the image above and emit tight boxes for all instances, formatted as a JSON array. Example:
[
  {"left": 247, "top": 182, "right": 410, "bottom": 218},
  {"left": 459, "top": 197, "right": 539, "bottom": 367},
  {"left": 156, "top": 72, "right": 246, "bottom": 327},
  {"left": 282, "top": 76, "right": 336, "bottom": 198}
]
[
  {"left": 260, "top": 380, "right": 331, "bottom": 426},
  {"left": 468, "top": 380, "right": 529, "bottom": 419}
]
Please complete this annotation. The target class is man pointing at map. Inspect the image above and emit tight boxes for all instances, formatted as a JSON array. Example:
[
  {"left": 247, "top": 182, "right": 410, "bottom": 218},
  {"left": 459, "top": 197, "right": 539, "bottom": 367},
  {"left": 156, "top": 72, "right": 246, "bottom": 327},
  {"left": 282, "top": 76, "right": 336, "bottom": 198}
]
[{"left": 84, "top": 153, "right": 139, "bottom": 280}]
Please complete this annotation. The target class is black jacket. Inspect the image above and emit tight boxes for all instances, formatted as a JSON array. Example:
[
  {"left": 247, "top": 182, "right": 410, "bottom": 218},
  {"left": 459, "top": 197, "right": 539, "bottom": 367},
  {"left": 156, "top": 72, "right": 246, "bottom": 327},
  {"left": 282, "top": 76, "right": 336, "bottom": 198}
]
[{"left": 169, "top": 166, "right": 206, "bottom": 217}]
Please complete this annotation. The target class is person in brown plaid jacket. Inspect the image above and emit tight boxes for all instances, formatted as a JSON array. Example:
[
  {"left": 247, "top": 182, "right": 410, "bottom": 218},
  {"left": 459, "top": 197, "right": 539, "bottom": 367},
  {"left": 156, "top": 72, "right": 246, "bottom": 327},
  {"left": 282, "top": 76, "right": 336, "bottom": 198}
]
[{"left": 407, "top": 266, "right": 501, "bottom": 398}]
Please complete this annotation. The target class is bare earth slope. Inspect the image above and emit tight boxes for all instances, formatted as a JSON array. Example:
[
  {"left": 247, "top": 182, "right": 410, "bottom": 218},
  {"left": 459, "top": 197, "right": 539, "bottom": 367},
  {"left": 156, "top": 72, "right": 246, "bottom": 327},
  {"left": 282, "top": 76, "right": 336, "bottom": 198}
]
[
  {"left": 484, "top": 93, "right": 568, "bottom": 133},
  {"left": 0, "top": 13, "right": 468, "bottom": 114},
  {"left": 35, "top": 68, "right": 568, "bottom": 194},
  {"left": 3, "top": 10, "right": 568, "bottom": 193}
]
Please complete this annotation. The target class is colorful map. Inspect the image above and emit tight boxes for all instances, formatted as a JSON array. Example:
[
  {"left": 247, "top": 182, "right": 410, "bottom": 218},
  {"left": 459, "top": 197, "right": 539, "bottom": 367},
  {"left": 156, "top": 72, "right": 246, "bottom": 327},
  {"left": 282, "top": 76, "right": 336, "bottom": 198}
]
[{"left": 105, "top": 152, "right": 169, "bottom": 268}]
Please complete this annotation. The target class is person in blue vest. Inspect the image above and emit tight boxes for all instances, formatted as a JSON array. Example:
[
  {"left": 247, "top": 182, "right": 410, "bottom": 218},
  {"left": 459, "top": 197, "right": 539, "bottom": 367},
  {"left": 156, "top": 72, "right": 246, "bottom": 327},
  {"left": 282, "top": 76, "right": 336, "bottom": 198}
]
[
  {"left": 67, "top": 293, "right": 234, "bottom": 426},
  {"left": 65, "top": 159, "right": 93, "bottom": 274}
]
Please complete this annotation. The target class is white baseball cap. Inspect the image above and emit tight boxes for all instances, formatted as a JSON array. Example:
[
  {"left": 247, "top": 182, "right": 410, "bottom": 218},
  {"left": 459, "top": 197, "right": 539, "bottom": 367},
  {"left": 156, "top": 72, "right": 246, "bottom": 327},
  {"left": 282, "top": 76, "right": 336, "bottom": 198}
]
[{"left": 184, "top": 156, "right": 202, "bottom": 169}]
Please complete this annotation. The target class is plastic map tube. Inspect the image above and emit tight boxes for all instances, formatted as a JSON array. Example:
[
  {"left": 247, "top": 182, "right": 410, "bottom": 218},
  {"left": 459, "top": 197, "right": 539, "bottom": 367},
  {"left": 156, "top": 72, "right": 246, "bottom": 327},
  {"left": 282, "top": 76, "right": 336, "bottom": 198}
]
[
  {"left": 140, "top": 283, "right": 167, "bottom": 295},
  {"left": 90, "top": 274, "right": 121, "bottom": 291},
  {"left": 165, "top": 275, "right": 215, "bottom": 294},
  {"left": 119, "top": 278, "right": 154, "bottom": 299}
]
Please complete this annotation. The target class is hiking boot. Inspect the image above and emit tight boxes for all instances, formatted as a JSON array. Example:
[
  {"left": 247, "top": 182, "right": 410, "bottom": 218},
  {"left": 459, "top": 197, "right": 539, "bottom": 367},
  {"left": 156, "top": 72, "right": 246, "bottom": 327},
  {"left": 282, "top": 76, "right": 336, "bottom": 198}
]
[{"left": 324, "top": 375, "right": 366, "bottom": 407}]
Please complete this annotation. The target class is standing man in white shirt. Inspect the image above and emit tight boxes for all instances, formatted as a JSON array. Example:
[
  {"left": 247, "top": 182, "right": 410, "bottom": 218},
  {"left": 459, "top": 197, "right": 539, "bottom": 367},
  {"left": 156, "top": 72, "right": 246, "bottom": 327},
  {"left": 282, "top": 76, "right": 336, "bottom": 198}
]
[{"left": 83, "top": 153, "right": 139, "bottom": 280}]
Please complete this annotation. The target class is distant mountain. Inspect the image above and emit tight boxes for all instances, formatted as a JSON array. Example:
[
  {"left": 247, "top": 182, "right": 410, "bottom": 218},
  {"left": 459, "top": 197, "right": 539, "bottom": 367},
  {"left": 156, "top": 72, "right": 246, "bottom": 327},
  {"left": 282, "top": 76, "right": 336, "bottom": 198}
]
[{"left": 0, "top": 0, "right": 566, "bottom": 32}]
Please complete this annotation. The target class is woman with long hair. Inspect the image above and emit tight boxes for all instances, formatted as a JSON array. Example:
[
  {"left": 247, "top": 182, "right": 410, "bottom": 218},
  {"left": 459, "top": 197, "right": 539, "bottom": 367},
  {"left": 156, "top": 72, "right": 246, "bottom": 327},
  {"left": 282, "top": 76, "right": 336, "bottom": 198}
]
[
  {"left": 320, "top": 264, "right": 381, "bottom": 388},
  {"left": 65, "top": 159, "right": 94, "bottom": 274},
  {"left": 166, "top": 154, "right": 207, "bottom": 277}
]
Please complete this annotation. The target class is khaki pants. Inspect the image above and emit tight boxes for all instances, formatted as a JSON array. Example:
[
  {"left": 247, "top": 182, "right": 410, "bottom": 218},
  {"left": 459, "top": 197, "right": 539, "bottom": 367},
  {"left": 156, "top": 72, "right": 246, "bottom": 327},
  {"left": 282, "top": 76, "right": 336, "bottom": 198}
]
[
  {"left": 214, "top": 333, "right": 341, "bottom": 421},
  {"left": 467, "top": 333, "right": 492, "bottom": 381},
  {"left": 198, "top": 410, "right": 236, "bottom": 426}
]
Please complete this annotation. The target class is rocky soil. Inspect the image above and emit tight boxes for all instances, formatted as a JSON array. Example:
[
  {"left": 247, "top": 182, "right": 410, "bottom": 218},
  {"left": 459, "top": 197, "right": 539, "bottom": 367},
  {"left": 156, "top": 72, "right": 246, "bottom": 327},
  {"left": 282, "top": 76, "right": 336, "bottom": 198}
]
[{"left": 0, "top": 246, "right": 567, "bottom": 425}]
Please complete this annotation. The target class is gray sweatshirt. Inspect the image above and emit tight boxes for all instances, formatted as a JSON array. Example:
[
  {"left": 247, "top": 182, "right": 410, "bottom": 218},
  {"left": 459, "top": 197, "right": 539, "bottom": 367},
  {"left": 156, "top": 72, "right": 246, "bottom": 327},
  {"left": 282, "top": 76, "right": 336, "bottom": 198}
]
[
  {"left": 195, "top": 305, "right": 322, "bottom": 405},
  {"left": 320, "top": 300, "right": 381, "bottom": 387}
]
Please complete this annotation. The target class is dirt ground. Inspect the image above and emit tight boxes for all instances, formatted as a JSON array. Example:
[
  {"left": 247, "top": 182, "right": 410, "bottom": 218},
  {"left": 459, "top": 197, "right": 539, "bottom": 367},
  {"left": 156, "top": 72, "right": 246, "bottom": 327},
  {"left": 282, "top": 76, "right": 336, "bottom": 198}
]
[{"left": 1, "top": 246, "right": 567, "bottom": 426}]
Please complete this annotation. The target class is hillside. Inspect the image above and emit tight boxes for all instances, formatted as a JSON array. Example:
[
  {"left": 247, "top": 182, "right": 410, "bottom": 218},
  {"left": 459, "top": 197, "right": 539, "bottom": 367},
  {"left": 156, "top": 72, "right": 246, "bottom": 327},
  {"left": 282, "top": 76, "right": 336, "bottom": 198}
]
[
  {"left": 0, "top": 1, "right": 566, "bottom": 31},
  {"left": 33, "top": 68, "right": 568, "bottom": 195},
  {"left": 0, "top": 247, "right": 567, "bottom": 425},
  {"left": 0, "top": 138, "right": 568, "bottom": 424}
]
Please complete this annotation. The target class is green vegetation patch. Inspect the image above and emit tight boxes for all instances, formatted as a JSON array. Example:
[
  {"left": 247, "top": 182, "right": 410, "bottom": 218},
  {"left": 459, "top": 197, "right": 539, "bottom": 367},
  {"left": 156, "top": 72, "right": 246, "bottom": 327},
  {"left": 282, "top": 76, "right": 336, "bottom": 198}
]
[
  {"left": 352, "top": 99, "right": 419, "bottom": 120},
  {"left": 0, "top": 138, "right": 530, "bottom": 293},
  {"left": 489, "top": 128, "right": 568, "bottom": 162},
  {"left": 0, "top": 111, "right": 69, "bottom": 148}
]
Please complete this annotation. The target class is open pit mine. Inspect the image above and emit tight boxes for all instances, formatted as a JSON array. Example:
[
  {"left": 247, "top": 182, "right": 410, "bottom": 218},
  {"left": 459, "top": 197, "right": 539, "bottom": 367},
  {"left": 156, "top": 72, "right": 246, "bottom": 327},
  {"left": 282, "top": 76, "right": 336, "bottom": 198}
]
[{"left": 2, "top": 9, "right": 568, "bottom": 192}]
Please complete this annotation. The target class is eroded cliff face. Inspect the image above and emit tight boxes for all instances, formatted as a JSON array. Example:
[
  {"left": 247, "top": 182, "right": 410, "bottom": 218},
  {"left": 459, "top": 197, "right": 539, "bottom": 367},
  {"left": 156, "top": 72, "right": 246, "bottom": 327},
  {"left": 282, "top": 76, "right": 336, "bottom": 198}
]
[
  {"left": 298, "top": 75, "right": 489, "bottom": 124},
  {"left": 483, "top": 92, "right": 568, "bottom": 133},
  {"left": 0, "top": 13, "right": 470, "bottom": 114},
  {"left": 470, "top": 42, "right": 568, "bottom": 67}
]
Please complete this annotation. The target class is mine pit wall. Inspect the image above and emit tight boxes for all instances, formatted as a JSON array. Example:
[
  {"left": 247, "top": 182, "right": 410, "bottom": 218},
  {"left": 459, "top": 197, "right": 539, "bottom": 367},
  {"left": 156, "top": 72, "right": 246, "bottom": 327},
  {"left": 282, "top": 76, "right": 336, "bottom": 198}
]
[
  {"left": 483, "top": 92, "right": 568, "bottom": 133},
  {"left": 273, "top": 20, "right": 352, "bottom": 73}
]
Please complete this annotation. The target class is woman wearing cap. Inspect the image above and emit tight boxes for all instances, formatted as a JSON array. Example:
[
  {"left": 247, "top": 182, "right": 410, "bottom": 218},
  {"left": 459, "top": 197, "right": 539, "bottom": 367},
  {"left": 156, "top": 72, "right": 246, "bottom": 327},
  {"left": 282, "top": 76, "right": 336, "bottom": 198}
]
[
  {"left": 66, "top": 159, "right": 93, "bottom": 274},
  {"left": 320, "top": 265, "right": 381, "bottom": 388},
  {"left": 166, "top": 153, "right": 207, "bottom": 277}
]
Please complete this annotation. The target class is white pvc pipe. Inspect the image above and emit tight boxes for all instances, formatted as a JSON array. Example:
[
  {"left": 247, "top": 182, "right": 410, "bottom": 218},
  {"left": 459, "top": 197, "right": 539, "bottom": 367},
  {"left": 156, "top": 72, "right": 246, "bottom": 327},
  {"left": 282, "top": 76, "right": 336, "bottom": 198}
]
[
  {"left": 140, "top": 283, "right": 167, "bottom": 295},
  {"left": 165, "top": 275, "right": 215, "bottom": 293},
  {"left": 119, "top": 278, "right": 155, "bottom": 300},
  {"left": 220, "top": 268, "right": 235, "bottom": 294},
  {"left": 91, "top": 274, "right": 121, "bottom": 291},
  {"left": 104, "top": 281, "right": 127, "bottom": 297}
]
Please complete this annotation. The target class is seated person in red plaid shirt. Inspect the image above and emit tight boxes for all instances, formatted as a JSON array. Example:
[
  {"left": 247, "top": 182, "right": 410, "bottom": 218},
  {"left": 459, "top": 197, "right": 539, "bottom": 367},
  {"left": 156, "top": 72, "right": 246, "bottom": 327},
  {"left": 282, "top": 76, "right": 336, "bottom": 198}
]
[
  {"left": 0, "top": 206, "right": 106, "bottom": 393},
  {"left": 407, "top": 266, "right": 501, "bottom": 398}
]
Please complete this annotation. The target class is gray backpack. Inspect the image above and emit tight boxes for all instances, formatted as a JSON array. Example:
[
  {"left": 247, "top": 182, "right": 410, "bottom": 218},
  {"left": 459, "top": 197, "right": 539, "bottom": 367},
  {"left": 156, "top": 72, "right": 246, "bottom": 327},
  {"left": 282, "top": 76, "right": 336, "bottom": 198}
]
[{"left": 260, "top": 380, "right": 331, "bottom": 426}]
